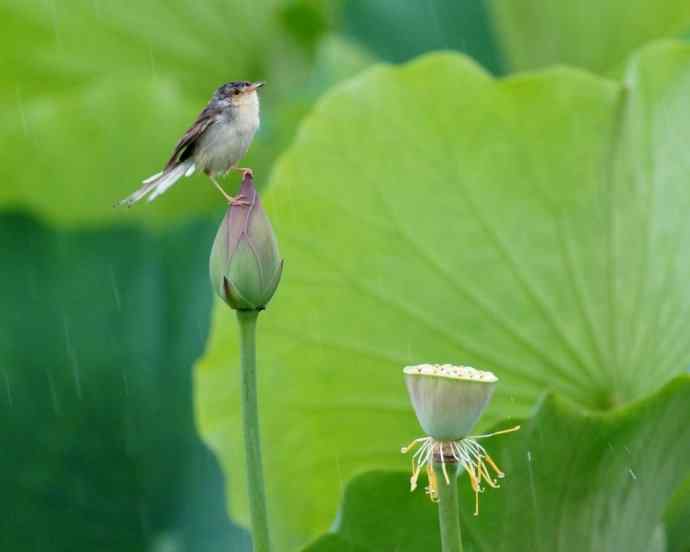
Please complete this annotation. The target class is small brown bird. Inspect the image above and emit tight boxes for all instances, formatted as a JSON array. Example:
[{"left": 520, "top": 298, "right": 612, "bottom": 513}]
[{"left": 118, "top": 80, "right": 264, "bottom": 207}]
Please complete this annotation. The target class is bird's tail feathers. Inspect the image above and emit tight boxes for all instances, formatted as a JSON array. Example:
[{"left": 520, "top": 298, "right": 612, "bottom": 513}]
[{"left": 117, "top": 160, "right": 195, "bottom": 207}]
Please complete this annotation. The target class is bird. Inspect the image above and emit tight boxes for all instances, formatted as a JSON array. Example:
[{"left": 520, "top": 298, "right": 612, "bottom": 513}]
[{"left": 117, "top": 80, "right": 265, "bottom": 207}]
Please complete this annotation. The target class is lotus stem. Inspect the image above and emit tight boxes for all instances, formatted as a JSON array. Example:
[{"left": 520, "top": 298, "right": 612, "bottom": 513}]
[
  {"left": 433, "top": 459, "right": 463, "bottom": 552},
  {"left": 237, "top": 310, "right": 271, "bottom": 552}
]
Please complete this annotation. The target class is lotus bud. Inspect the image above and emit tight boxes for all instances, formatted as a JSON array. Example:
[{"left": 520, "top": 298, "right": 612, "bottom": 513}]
[{"left": 209, "top": 173, "right": 283, "bottom": 311}]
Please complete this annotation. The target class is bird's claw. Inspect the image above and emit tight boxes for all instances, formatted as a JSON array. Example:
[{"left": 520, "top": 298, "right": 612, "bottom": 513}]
[
  {"left": 230, "top": 194, "right": 251, "bottom": 207},
  {"left": 231, "top": 166, "right": 254, "bottom": 178}
]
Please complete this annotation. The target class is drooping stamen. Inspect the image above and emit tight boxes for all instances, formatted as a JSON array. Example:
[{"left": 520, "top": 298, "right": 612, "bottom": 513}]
[
  {"left": 426, "top": 463, "right": 439, "bottom": 502},
  {"left": 439, "top": 442, "right": 450, "bottom": 485},
  {"left": 401, "top": 426, "right": 519, "bottom": 515},
  {"left": 401, "top": 436, "right": 428, "bottom": 454},
  {"left": 470, "top": 425, "right": 521, "bottom": 440},
  {"left": 483, "top": 452, "right": 505, "bottom": 479}
]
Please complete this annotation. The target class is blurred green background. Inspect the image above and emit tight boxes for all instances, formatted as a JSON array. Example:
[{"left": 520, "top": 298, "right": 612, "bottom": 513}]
[{"left": 2, "top": 1, "right": 690, "bottom": 551}]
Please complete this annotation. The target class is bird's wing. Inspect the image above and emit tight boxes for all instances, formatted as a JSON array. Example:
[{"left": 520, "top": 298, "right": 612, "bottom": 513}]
[{"left": 164, "top": 104, "right": 220, "bottom": 169}]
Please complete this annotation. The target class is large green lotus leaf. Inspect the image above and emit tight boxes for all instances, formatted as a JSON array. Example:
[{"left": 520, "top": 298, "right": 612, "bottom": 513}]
[
  {"left": 304, "top": 471, "right": 440, "bottom": 551},
  {"left": 0, "top": 212, "right": 248, "bottom": 551},
  {"left": 0, "top": 0, "right": 328, "bottom": 226},
  {"left": 489, "top": 0, "right": 690, "bottom": 73},
  {"left": 304, "top": 376, "right": 690, "bottom": 552},
  {"left": 666, "top": 474, "right": 690, "bottom": 551},
  {"left": 195, "top": 42, "right": 690, "bottom": 548},
  {"left": 342, "top": 0, "right": 504, "bottom": 73},
  {"left": 250, "top": 35, "right": 377, "bottom": 194},
  {"left": 0, "top": 0, "right": 324, "bottom": 102}
]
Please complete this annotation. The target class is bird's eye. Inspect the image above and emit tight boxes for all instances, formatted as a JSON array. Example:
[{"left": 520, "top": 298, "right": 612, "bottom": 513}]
[{"left": 233, "top": 89, "right": 241, "bottom": 96}]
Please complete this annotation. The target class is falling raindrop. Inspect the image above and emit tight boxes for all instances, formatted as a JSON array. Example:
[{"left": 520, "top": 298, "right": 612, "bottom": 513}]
[
  {"left": 109, "top": 266, "right": 122, "bottom": 311},
  {"left": 122, "top": 369, "right": 129, "bottom": 397},
  {"left": 148, "top": 44, "right": 158, "bottom": 81},
  {"left": 45, "top": 365, "right": 61, "bottom": 415},
  {"left": 62, "top": 315, "right": 82, "bottom": 399},
  {"left": 335, "top": 451, "right": 344, "bottom": 496},
  {"left": 15, "top": 85, "right": 28, "bottom": 136},
  {"left": 47, "top": 0, "right": 63, "bottom": 53}
]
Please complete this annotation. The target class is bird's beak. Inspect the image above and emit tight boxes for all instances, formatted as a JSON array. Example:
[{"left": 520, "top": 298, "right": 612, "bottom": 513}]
[{"left": 248, "top": 81, "right": 266, "bottom": 92}]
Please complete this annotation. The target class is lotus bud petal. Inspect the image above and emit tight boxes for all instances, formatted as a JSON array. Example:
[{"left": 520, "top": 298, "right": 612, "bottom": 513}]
[{"left": 210, "top": 173, "right": 283, "bottom": 311}]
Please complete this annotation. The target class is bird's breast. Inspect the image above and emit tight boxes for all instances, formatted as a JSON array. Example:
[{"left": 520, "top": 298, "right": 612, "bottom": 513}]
[
  {"left": 195, "top": 94, "right": 260, "bottom": 175},
  {"left": 233, "top": 92, "right": 260, "bottom": 136}
]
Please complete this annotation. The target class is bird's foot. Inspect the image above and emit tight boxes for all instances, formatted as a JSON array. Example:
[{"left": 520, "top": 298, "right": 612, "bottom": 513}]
[
  {"left": 228, "top": 194, "right": 251, "bottom": 207},
  {"left": 231, "top": 166, "right": 254, "bottom": 178}
]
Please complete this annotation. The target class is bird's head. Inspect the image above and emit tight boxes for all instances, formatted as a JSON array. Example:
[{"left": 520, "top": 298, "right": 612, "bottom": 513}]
[{"left": 216, "top": 81, "right": 265, "bottom": 108}]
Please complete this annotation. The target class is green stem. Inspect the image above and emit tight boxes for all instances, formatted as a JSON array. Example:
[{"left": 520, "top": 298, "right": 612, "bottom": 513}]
[
  {"left": 237, "top": 310, "right": 271, "bottom": 552},
  {"left": 433, "top": 461, "right": 463, "bottom": 552}
]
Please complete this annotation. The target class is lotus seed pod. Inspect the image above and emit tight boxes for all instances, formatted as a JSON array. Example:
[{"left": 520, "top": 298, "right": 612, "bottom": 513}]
[{"left": 404, "top": 364, "right": 497, "bottom": 440}]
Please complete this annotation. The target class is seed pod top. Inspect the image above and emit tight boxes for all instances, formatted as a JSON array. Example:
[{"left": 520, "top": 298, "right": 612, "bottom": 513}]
[
  {"left": 210, "top": 173, "right": 283, "bottom": 311},
  {"left": 404, "top": 363, "right": 497, "bottom": 440}
]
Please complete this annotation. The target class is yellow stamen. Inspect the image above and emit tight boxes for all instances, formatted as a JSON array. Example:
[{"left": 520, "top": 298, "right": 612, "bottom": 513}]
[
  {"left": 440, "top": 443, "right": 450, "bottom": 485},
  {"left": 426, "top": 463, "right": 439, "bottom": 502},
  {"left": 400, "top": 426, "right": 519, "bottom": 513},
  {"left": 401, "top": 437, "right": 425, "bottom": 454},
  {"left": 483, "top": 453, "right": 505, "bottom": 478},
  {"left": 467, "top": 463, "right": 481, "bottom": 493},
  {"left": 410, "top": 460, "right": 422, "bottom": 492},
  {"left": 478, "top": 461, "right": 500, "bottom": 488},
  {"left": 471, "top": 425, "right": 521, "bottom": 440}
]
